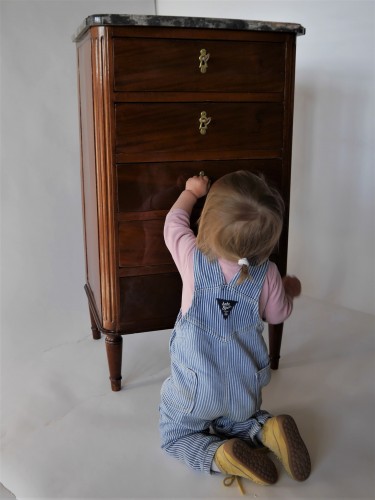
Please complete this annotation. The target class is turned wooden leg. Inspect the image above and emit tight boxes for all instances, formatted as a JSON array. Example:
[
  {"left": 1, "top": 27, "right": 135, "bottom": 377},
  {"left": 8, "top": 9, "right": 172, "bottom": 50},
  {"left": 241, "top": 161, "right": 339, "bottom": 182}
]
[
  {"left": 89, "top": 308, "right": 101, "bottom": 339},
  {"left": 269, "top": 323, "right": 283, "bottom": 370},
  {"left": 105, "top": 335, "right": 123, "bottom": 391}
]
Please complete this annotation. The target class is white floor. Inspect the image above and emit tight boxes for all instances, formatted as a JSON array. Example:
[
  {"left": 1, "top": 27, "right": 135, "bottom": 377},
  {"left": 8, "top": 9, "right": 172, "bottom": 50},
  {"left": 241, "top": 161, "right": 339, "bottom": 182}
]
[{"left": 1, "top": 296, "right": 374, "bottom": 500}]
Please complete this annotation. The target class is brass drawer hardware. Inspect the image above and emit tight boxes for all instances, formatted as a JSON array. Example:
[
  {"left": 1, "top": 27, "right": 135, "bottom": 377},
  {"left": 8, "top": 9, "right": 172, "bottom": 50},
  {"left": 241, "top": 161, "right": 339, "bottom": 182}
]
[
  {"left": 199, "top": 111, "right": 211, "bottom": 135},
  {"left": 199, "top": 49, "right": 210, "bottom": 73}
]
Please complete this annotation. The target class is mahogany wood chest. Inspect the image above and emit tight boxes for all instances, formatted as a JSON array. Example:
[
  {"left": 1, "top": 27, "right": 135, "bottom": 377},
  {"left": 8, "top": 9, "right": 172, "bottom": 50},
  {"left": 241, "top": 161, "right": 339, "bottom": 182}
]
[{"left": 74, "top": 14, "right": 305, "bottom": 391}]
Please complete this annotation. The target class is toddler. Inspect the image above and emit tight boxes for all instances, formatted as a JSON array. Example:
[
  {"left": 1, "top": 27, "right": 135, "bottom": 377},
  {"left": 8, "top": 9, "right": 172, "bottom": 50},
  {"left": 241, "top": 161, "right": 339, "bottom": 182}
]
[{"left": 159, "top": 171, "right": 310, "bottom": 486}]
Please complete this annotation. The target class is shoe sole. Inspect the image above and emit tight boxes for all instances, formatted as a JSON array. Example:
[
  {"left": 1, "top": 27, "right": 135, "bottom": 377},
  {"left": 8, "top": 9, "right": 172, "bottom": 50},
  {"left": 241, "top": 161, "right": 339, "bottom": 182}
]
[
  {"left": 267, "top": 415, "right": 311, "bottom": 481},
  {"left": 217, "top": 439, "right": 278, "bottom": 485}
]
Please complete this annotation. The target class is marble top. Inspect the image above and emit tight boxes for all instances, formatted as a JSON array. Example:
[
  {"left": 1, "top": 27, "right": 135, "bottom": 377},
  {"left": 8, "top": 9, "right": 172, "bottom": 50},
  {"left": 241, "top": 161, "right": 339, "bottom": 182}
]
[{"left": 73, "top": 14, "right": 305, "bottom": 41}]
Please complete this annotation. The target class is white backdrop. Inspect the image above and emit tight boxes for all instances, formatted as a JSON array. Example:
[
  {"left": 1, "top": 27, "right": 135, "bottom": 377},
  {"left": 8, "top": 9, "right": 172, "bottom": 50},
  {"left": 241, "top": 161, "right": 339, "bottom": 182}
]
[
  {"left": 1, "top": 0, "right": 374, "bottom": 369},
  {"left": 0, "top": 1, "right": 156, "bottom": 366}
]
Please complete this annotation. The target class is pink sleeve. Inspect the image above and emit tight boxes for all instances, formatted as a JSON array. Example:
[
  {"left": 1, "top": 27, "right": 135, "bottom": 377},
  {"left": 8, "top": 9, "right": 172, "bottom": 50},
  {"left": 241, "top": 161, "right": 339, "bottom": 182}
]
[
  {"left": 164, "top": 208, "right": 196, "bottom": 314},
  {"left": 260, "top": 262, "right": 294, "bottom": 324},
  {"left": 164, "top": 208, "right": 196, "bottom": 277}
]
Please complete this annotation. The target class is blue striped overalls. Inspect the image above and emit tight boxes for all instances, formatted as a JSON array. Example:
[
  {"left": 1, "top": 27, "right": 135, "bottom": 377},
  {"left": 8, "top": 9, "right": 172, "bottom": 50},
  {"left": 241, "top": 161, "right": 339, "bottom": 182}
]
[{"left": 159, "top": 249, "right": 272, "bottom": 473}]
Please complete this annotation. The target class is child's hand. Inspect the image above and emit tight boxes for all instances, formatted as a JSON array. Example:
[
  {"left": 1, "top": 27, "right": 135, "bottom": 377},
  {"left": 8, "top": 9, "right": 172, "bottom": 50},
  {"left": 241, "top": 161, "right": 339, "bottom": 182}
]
[
  {"left": 282, "top": 275, "right": 302, "bottom": 298},
  {"left": 185, "top": 175, "right": 210, "bottom": 199}
]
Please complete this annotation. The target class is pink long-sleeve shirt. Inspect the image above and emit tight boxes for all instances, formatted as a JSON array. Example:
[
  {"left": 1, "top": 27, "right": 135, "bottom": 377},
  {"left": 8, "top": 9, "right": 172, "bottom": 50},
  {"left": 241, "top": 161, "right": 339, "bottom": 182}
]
[{"left": 164, "top": 205, "right": 294, "bottom": 323}]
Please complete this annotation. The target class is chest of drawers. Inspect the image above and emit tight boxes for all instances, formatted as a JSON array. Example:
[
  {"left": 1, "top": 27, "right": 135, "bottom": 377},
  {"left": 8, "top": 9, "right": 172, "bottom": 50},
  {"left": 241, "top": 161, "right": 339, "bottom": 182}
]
[{"left": 74, "top": 15, "right": 305, "bottom": 391}]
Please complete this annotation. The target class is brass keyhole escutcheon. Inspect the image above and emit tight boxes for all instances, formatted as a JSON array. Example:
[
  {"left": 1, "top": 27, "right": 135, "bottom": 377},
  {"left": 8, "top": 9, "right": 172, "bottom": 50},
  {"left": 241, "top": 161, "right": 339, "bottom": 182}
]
[
  {"left": 199, "top": 111, "right": 212, "bottom": 135},
  {"left": 199, "top": 49, "right": 210, "bottom": 73}
]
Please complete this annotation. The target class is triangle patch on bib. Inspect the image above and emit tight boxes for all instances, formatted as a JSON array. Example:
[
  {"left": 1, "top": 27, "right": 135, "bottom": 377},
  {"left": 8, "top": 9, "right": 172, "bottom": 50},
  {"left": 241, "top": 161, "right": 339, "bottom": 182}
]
[{"left": 216, "top": 298, "right": 238, "bottom": 320}]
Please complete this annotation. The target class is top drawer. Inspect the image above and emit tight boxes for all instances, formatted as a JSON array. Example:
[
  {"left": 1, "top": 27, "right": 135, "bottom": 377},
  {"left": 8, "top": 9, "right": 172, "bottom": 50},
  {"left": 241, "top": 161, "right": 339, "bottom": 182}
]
[{"left": 113, "top": 38, "right": 285, "bottom": 93}]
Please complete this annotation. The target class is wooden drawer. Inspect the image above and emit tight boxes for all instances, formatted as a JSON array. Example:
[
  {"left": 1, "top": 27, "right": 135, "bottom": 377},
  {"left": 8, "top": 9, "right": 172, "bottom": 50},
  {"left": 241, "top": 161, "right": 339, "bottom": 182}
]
[
  {"left": 116, "top": 160, "right": 283, "bottom": 270},
  {"left": 113, "top": 38, "right": 285, "bottom": 92},
  {"left": 119, "top": 273, "right": 182, "bottom": 332},
  {"left": 115, "top": 102, "right": 283, "bottom": 161},
  {"left": 118, "top": 219, "right": 172, "bottom": 268},
  {"left": 116, "top": 160, "right": 283, "bottom": 212}
]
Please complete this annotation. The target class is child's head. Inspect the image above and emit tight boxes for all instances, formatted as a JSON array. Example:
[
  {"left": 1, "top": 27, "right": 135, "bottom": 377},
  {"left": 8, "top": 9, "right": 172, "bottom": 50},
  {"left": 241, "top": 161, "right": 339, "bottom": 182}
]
[{"left": 196, "top": 170, "right": 284, "bottom": 282}]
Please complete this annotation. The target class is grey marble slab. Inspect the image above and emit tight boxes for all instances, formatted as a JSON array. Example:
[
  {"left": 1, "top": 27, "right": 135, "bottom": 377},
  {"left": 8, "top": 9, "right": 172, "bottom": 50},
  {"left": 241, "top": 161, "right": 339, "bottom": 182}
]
[{"left": 73, "top": 14, "right": 305, "bottom": 41}]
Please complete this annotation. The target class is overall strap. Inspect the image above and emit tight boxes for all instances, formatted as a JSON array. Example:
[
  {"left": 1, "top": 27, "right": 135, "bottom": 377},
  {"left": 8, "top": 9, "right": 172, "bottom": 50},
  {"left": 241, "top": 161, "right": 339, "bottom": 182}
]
[
  {"left": 228, "top": 260, "right": 269, "bottom": 301},
  {"left": 193, "top": 249, "right": 225, "bottom": 289},
  {"left": 194, "top": 248, "right": 269, "bottom": 300}
]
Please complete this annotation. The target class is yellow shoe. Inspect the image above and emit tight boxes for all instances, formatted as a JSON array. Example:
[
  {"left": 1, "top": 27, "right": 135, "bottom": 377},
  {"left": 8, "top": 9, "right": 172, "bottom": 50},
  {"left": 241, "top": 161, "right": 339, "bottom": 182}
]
[
  {"left": 214, "top": 438, "right": 278, "bottom": 485},
  {"left": 261, "top": 415, "right": 311, "bottom": 481}
]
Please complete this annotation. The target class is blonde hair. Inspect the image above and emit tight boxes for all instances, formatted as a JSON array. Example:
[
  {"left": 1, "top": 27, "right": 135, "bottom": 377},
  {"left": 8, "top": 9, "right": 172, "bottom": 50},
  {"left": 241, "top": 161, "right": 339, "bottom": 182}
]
[{"left": 196, "top": 170, "right": 284, "bottom": 283}]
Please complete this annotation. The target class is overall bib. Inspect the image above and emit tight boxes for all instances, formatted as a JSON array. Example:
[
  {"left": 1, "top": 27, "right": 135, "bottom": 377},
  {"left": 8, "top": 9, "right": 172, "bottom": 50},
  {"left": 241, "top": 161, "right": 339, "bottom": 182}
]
[{"left": 159, "top": 250, "right": 272, "bottom": 473}]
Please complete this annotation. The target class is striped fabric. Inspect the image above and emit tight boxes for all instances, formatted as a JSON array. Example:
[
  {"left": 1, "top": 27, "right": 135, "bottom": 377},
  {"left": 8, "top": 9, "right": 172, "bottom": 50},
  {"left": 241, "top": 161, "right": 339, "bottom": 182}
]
[{"left": 159, "top": 249, "right": 272, "bottom": 473}]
